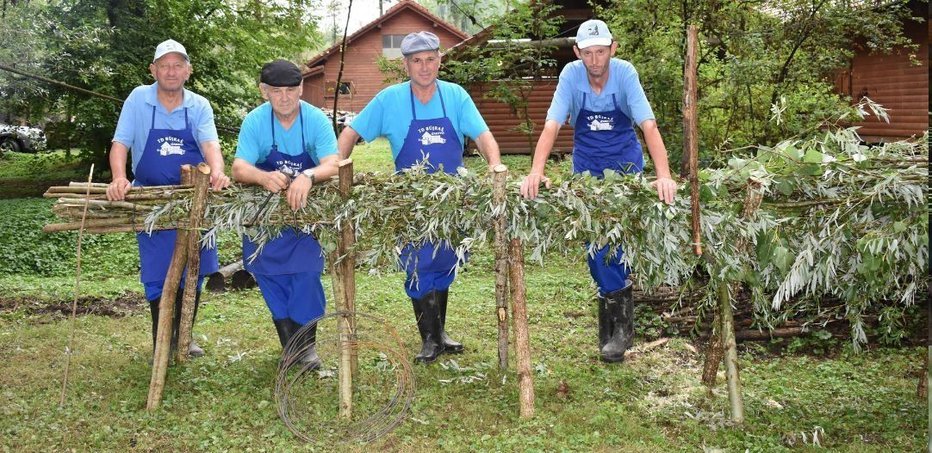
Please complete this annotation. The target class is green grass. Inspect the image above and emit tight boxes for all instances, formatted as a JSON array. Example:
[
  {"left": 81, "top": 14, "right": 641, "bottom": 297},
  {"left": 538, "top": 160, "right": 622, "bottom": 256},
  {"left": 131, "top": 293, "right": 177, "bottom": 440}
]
[{"left": 0, "top": 142, "right": 924, "bottom": 451}]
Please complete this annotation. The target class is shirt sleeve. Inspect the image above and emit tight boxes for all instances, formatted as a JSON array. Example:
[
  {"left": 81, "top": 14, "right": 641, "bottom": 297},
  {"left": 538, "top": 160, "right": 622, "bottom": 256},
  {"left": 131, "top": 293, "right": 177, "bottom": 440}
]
[
  {"left": 112, "top": 90, "right": 138, "bottom": 149},
  {"left": 348, "top": 94, "right": 385, "bottom": 143},
  {"left": 545, "top": 67, "right": 574, "bottom": 125},
  {"left": 621, "top": 65, "right": 655, "bottom": 125},
  {"left": 234, "top": 113, "right": 262, "bottom": 164},
  {"left": 453, "top": 85, "right": 489, "bottom": 140},
  {"left": 307, "top": 106, "right": 338, "bottom": 162},
  {"left": 195, "top": 100, "right": 220, "bottom": 145}
]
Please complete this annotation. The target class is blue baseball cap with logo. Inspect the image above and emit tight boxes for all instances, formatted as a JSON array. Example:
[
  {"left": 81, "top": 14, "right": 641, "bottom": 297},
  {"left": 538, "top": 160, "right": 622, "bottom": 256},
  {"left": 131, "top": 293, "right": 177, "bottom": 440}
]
[{"left": 576, "top": 19, "right": 613, "bottom": 49}]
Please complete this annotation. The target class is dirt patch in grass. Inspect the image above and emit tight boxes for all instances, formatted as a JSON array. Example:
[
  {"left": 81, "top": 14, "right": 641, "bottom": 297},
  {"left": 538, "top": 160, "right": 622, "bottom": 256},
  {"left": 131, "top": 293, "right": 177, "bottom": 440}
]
[{"left": 0, "top": 294, "right": 146, "bottom": 319}]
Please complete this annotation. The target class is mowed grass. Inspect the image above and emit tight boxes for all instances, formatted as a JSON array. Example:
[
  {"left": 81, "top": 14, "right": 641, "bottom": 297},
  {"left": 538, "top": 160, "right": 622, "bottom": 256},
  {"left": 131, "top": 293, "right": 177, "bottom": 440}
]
[{"left": 0, "top": 141, "right": 925, "bottom": 451}]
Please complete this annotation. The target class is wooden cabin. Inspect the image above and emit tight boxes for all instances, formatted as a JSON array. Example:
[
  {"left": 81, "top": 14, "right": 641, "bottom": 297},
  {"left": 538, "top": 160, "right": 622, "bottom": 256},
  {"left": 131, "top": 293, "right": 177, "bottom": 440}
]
[
  {"left": 832, "top": 0, "right": 929, "bottom": 143},
  {"left": 301, "top": 0, "right": 468, "bottom": 113},
  {"left": 444, "top": 0, "right": 604, "bottom": 154}
]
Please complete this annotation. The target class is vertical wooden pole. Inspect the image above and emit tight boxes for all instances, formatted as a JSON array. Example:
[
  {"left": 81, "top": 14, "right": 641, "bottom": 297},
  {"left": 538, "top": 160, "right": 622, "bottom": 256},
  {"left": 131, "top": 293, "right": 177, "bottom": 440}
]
[
  {"left": 491, "top": 164, "right": 510, "bottom": 370},
  {"left": 335, "top": 158, "right": 356, "bottom": 419},
  {"left": 719, "top": 283, "right": 744, "bottom": 423},
  {"left": 508, "top": 238, "right": 534, "bottom": 418},
  {"left": 176, "top": 163, "right": 212, "bottom": 363},
  {"left": 683, "top": 24, "right": 702, "bottom": 257},
  {"left": 147, "top": 165, "right": 193, "bottom": 410}
]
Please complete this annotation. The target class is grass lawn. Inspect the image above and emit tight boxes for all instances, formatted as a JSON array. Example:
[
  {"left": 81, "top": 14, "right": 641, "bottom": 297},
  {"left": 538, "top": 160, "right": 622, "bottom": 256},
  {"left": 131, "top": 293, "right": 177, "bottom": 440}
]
[{"left": 0, "top": 141, "right": 925, "bottom": 451}]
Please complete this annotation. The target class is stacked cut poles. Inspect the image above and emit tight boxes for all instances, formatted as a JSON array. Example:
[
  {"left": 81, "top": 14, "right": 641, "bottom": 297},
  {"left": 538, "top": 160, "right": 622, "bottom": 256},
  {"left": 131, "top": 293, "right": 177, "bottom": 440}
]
[
  {"left": 491, "top": 164, "right": 535, "bottom": 418},
  {"left": 147, "top": 163, "right": 211, "bottom": 410}
]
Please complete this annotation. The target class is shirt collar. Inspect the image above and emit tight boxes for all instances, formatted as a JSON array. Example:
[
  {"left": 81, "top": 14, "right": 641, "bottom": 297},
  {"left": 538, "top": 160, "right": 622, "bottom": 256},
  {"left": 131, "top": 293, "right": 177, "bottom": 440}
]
[{"left": 144, "top": 82, "right": 193, "bottom": 110}]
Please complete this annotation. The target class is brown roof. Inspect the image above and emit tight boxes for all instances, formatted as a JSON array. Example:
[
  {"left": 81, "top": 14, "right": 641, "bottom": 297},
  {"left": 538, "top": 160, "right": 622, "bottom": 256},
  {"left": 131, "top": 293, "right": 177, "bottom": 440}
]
[{"left": 302, "top": 0, "right": 469, "bottom": 74}]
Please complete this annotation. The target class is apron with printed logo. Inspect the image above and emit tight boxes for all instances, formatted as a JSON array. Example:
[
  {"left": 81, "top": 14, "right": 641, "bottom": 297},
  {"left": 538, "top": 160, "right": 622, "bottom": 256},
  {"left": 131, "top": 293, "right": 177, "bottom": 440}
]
[
  {"left": 573, "top": 92, "right": 642, "bottom": 294},
  {"left": 242, "top": 107, "right": 325, "bottom": 323},
  {"left": 396, "top": 84, "right": 464, "bottom": 299},
  {"left": 134, "top": 105, "right": 219, "bottom": 300}
]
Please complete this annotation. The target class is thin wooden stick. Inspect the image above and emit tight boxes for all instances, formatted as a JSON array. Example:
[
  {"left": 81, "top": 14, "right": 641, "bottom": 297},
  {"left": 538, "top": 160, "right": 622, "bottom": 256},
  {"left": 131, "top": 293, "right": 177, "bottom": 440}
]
[
  {"left": 508, "top": 238, "right": 535, "bottom": 418},
  {"left": 176, "top": 163, "right": 211, "bottom": 363},
  {"left": 59, "top": 164, "right": 94, "bottom": 407},
  {"left": 147, "top": 166, "right": 195, "bottom": 410},
  {"left": 492, "top": 164, "right": 510, "bottom": 370}
]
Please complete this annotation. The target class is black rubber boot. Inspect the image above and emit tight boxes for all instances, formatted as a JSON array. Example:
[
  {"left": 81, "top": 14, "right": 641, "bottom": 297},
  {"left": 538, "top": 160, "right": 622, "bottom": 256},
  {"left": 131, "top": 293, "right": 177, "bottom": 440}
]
[
  {"left": 170, "top": 288, "right": 205, "bottom": 358},
  {"left": 597, "top": 296, "right": 612, "bottom": 350},
  {"left": 289, "top": 319, "right": 321, "bottom": 371},
  {"left": 411, "top": 292, "right": 443, "bottom": 364},
  {"left": 600, "top": 282, "right": 634, "bottom": 363},
  {"left": 148, "top": 299, "right": 160, "bottom": 350},
  {"left": 436, "top": 290, "right": 463, "bottom": 354},
  {"left": 273, "top": 318, "right": 293, "bottom": 349}
]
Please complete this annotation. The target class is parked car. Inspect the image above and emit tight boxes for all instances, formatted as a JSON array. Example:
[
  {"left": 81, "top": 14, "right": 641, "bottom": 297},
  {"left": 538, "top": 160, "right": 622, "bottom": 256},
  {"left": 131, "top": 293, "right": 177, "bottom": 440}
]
[{"left": 0, "top": 124, "right": 47, "bottom": 154}]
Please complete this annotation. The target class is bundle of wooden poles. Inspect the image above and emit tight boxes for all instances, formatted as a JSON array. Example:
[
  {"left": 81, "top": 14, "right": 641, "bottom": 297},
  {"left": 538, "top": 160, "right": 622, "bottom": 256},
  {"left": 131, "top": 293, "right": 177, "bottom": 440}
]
[{"left": 43, "top": 183, "right": 194, "bottom": 234}]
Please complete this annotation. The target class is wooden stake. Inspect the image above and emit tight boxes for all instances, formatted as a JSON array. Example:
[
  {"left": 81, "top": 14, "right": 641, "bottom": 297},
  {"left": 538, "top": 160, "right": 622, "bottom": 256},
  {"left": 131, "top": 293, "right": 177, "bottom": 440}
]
[
  {"left": 175, "top": 163, "right": 212, "bottom": 363},
  {"left": 335, "top": 158, "right": 356, "bottom": 419},
  {"left": 491, "top": 164, "right": 510, "bottom": 370},
  {"left": 147, "top": 165, "right": 194, "bottom": 410},
  {"left": 683, "top": 24, "right": 702, "bottom": 256},
  {"left": 508, "top": 238, "right": 535, "bottom": 418},
  {"left": 719, "top": 283, "right": 744, "bottom": 423}
]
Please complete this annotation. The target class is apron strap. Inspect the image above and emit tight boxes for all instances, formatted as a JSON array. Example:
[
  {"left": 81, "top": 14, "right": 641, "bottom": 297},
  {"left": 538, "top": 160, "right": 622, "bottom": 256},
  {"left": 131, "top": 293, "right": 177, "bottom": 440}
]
[
  {"left": 268, "top": 105, "right": 307, "bottom": 159},
  {"left": 409, "top": 83, "right": 447, "bottom": 121}
]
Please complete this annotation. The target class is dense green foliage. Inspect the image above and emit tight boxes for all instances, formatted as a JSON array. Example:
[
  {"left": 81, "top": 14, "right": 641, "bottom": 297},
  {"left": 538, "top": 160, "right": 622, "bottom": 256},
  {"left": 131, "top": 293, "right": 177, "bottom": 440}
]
[{"left": 1, "top": 0, "right": 322, "bottom": 165}]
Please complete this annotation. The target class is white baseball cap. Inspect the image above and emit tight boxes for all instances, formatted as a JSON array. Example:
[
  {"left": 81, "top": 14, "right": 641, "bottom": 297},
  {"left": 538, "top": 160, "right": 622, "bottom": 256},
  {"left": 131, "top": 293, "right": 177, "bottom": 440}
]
[
  {"left": 576, "top": 19, "right": 613, "bottom": 49},
  {"left": 153, "top": 39, "right": 189, "bottom": 62}
]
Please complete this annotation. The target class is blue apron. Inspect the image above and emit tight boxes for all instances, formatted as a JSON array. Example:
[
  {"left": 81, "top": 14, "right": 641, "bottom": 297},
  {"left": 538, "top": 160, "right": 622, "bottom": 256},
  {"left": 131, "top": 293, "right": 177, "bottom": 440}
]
[
  {"left": 396, "top": 84, "right": 463, "bottom": 299},
  {"left": 134, "top": 106, "right": 219, "bottom": 301},
  {"left": 243, "top": 107, "right": 326, "bottom": 324},
  {"left": 573, "top": 93, "right": 641, "bottom": 294}
]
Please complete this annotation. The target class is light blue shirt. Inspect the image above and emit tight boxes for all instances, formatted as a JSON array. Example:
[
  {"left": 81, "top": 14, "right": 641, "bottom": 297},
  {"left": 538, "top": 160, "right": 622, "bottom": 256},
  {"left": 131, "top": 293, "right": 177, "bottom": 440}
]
[
  {"left": 349, "top": 80, "right": 489, "bottom": 159},
  {"left": 112, "top": 83, "right": 219, "bottom": 174},
  {"left": 546, "top": 58, "right": 655, "bottom": 128},
  {"left": 235, "top": 101, "right": 337, "bottom": 165}
]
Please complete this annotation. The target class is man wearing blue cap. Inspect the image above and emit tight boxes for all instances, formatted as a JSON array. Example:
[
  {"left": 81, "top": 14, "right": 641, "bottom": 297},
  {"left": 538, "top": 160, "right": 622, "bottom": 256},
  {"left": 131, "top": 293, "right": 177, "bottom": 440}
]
[
  {"left": 232, "top": 59, "right": 339, "bottom": 369},
  {"left": 520, "top": 19, "right": 678, "bottom": 363},
  {"left": 337, "top": 31, "right": 502, "bottom": 364},
  {"left": 107, "top": 39, "right": 231, "bottom": 359}
]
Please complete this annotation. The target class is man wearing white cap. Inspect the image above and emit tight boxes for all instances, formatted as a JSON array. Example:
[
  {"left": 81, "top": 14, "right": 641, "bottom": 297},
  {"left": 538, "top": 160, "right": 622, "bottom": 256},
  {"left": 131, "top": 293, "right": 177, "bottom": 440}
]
[
  {"left": 519, "top": 19, "right": 678, "bottom": 363},
  {"left": 337, "top": 31, "right": 502, "bottom": 364},
  {"left": 107, "top": 39, "right": 231, "bottom": 359}
]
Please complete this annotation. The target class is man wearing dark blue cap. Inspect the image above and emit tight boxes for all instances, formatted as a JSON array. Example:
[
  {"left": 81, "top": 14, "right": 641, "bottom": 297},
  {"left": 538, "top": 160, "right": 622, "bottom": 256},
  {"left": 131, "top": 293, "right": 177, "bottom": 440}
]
[
  {"left": 337, "top": 31, "right": 502, "bottom": 364},
  {"left": 107, "top": 39, "right": 231, "bottom": 359},
  {"left": 520, "top": 19, "right": 678, "bottom": 363},
  {"left": 232, "top": 59, "right": 339, "bottom": 368}
]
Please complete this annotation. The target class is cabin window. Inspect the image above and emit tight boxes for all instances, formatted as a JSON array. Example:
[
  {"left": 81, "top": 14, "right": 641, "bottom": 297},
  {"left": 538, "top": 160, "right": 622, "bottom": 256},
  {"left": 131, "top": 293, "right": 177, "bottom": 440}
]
[
  {"left": 325, "top": 80, "right": 354, "bottom": 98},
  {"left": 382, "top": 34, "right": 406, "bottom": 59}
]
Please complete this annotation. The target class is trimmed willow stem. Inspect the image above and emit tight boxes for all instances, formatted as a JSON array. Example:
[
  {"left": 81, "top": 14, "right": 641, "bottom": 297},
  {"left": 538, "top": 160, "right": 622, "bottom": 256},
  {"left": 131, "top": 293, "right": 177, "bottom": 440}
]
[
  {"left": 508, "top": 238, "right": 534, "bottom": 419},
  {"left": 335, "top": 159, "right": 356, "bottom": 419},
  {"left": 176, "top": 163, "right": 211, "bottom": 363},
  {"left": 147, "top": 166, "right": 196, "bottom": 410},
  {"left": 492, "top": 164, "right": 510, "bottom": 370}
]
